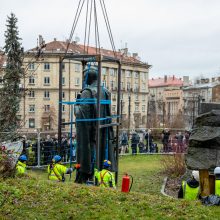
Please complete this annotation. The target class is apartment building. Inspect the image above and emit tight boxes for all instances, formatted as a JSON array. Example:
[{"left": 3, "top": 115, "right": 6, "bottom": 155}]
[
  {"left": 183, "top": 77, "right": 220, "bottom": 128},
  {"left": 4, "top": 39, "right": 150, "bottom": 131},
  {"left": 147, "top": 75, "right": 186, "bottom": 127}
]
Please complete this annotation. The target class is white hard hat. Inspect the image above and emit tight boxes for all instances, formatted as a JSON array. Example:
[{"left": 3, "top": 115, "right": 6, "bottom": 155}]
[
  {"left": 214, "top": 167, "right": 220, "bottom": 175},
  {"left": 192, "top": 170, "right": 199, "bottom": 182}
]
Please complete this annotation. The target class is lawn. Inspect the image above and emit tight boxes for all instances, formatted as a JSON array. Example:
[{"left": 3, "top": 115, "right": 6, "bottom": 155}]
[{"left": 1, "top": 155, "right": 220, "bottom": 220}]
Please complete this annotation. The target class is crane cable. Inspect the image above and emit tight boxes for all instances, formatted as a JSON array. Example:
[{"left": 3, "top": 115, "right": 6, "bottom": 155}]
[
  {"left": 99, "top": 0, "right": 116, "bottom": 57},
  {"left": 65, "top": 0, "right": 85, "bottom": 56},
  {"left": 65, "top": 0, "right": 116, "bottom": 57}
]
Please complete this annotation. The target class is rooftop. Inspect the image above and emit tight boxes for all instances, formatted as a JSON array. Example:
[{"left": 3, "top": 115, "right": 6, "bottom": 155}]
[
  {"left": 149, "top": 75, "right": 183, "bottom": 88},
  {"left": 28, "top": 40, "right": 151, "bottom": 67}
]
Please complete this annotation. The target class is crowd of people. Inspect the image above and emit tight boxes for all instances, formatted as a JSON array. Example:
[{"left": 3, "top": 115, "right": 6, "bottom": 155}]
[
  {"left": 24, "top": 134, "right": 77, "bottom": 166},
  {"left": 119, "top": 129, "right": 191, "bottom": 154},
  {"left": 21, "top": 128, "right": 191, "bottom": 166}
]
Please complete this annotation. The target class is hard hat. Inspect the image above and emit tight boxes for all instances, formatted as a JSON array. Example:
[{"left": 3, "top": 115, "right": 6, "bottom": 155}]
[
  {"left": 214, "top": 167, "right": 220, "bottom": 175},
  {"left": 192, "top": 170, "right": 199, "bottom": 182},
  {"left": 53, "top": 155, "right": 62, "bottom": 163},
  {"left": 19, "top": 155, "right": 27, "bottom": 162},
  {"left": 103, "top": 160, "right": 111, "bottom": 168}
]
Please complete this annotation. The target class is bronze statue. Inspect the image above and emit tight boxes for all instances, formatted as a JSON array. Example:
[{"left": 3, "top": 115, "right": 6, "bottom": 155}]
[{"left": 74, "top": 66, "right": 116, "bottom": 183}]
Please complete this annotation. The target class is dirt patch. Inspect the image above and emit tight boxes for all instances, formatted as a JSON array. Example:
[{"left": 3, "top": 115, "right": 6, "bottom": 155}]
[{"left": 164, "top": 176, "right": 181, "bottom": 198}]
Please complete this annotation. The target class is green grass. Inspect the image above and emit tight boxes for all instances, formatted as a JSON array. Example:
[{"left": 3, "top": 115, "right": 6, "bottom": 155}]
[{"left": 1, "top": 155, "right": 220, "bottom": 220}]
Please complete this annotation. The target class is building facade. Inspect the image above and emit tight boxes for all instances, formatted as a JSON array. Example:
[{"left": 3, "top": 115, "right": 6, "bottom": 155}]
[
  {"left": 5, "top": 40, "right": 151, "bottom": 132},
  {"left": 183, "top": 77, "right": 220, "bottom": 128},
  {"left": 148, "top": 75, "right": 186, "bottom": 127}
]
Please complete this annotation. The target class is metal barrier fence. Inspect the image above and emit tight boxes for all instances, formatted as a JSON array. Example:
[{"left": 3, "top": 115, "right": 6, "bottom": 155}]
[{"left": 0, "top": 128, "right": 189, "bottom": 167}]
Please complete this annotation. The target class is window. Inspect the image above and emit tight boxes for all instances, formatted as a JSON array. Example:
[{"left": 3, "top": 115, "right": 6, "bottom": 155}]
[
  {"left": 102, "top": 67, "right": 107, "bottom": 75},
  {"left": 44, "top": 63, "right": 50, "bottom": 70},
  {"left": 62, "top": 77, "right": 65, "bottom": 85},
  {"left": 134, "top": 71, "right": 139, "bottom": 78},
  {"left": 29, "top": 118, "right": 35, "bottom": 128},
  {"left": 29, "top": 76, "right": 35, "bottom": 84},
  {"left": 142, "top": 84, "right": 146, "bottom": 90},
  {"left": 112, "top": 105, "right": 116, "bottom": 112},
  {"left": 142, "top": 72, "right": 146, "bottom": 81},
  {"left": 126, "top": 70, "right": 132, "bottom": 77},
  {"left": 44, "top": 90, "right": 50, "bottom": 99},
  {"left": 110, "top": 80, "right": 115, "bottom": 90},
  {"left": 110, "top": 68, "right": 116, "bottom": 76},
  {"left": 44, "top": 105, "right": 50, "bottom": 112},
  {"left": 102, "top": 80, "right": 107, "bottom": 87},
  {"left": 135, "top": 94, "right": 139, "bottom": 101},
  {"left": 28, "top": 63, "right": 35, "bottom": 70},
  {"left": 62, "top": 105, "right": 65, "bottom": 112},
  {"left": 75, "top": 77, "right": 80, "bottom": 86},
  {"left": 135, "top": 105, "right": 139, "bottom": 112},
  {"left": 29, "top": 105, "right": 35, "bottom": 112},
  {"left": 134, "top": 83, "right": 139, "bottom": 92},
  {"left": 0, "top": 76, "right": 3, "bottom": 84},
  {"left": 29, "top": 90, "right": 35, "bottom": 98},
  {"left": 142, "top": 105, "right": 146, "bottom": 112},
  {"left": 44, "top": 77, "right": 50, "bottom": 85},
  {"left": 120, "top": 82, "right": 124, "bottom": 89},
  {"left": 112, "top": 93, "right": 116, "bottom": 101},
  {"left": 62, "top": 63, "right": 65, "bottom": 71},
  {"left": 62, "top": 91, "right": 65, "bottom": 99},
  {"left": 127, "top": 82, "right": 131, "bottom": 90},
  {"left": 62, "top": 118, "right": 65, "bottom": 129},
  {"left": 75, "top": 63, "right": 81, "bottom": 72},
  {"left": 142, "top": 95, "right": 146, "bottom": 101}
]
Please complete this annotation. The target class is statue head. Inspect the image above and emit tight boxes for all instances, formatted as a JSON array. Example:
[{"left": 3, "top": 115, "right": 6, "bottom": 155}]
[{"left": 83, "top": 66, "right": 98, "bottom": 85}]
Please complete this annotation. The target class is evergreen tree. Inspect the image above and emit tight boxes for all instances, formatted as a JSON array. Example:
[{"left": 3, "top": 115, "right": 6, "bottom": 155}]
[{"left": 0, "top": 13, "right": 23, "bottom": 141}]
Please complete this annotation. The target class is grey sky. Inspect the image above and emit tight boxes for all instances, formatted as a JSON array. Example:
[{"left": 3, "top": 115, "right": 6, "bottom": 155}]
[{"left": 1, "top": 0, "right": 220, "bottom": 78}]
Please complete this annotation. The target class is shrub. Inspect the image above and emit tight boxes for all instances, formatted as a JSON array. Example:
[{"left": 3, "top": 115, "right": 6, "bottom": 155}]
[{"left": 161, "top": 154, "right": 186, "bottom": 178}]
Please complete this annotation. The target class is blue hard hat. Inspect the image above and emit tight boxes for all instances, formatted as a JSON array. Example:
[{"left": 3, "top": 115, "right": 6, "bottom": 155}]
[
  {"left": 53, "top": 155, "right": 62, "bottom": 163},
  {"left": 19, "top": 155, "right": 27, "bottom": 161},
  {"left": 103, "top": 160, "right": 111, "bottom": 168}
]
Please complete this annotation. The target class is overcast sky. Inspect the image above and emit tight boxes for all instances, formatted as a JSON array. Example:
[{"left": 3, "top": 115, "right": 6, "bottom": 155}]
[{"left": 1, "top": 0, "right": 220, "bottom": 79}]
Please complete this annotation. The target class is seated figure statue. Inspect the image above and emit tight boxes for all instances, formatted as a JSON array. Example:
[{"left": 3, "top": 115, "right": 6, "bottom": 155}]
[{"left": 74, "top": 66, "right": 116, "bottom": 183}]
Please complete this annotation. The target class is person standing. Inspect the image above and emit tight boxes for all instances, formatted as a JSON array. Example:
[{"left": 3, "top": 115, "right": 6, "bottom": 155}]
[
  {"left": 162, "top": 128, "right": 170, "bottom": 153},
  {"left": 145, "top": 129, "right": 153, "bottom": 153},
  {"left": 95, "top": 160, "right": 116, "bottom": 189},
  {"left": 120, "top": 131, "right": 128, "bottom": 154},
  {"left": 131, "top": 131, "right": 140, "bottom": 155}
]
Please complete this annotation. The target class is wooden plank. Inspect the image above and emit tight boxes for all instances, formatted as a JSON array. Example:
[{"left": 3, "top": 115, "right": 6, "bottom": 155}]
[
  {"left": 209, "top": 174, "right": 215, "bottom": 195},
  {"left": 199, "top": 170, "right": 210, "bottom": 196}
]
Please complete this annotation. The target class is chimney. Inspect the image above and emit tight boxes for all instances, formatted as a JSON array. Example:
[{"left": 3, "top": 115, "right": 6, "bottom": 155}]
[
  {"left": 212, "top": 77, "right": 215, "bottom": 82},
  {"left": 173, "top": 75, "right": 175, "bottom": 80},
  {"left": 132, "top": 53, "right": 138, "bottom": 58},
  {"left": 164, "top": 75, "right": 167, "bottom": 83},
  {"left": 196, "top": 79, "right": 200, "bottom": 84},
  {"left": 54, "top": 38, "right": 57, "bottom": 41},
  {"left": 121, "top": 48, "right": 128, "bottom": 56}
]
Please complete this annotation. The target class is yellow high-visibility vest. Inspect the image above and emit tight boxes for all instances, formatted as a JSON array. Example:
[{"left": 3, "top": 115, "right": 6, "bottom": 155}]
[
  {"left": 182, "top": 181, "right": 200, "bottom": 200},
  {"left": 16, "top": 161, "right": 27, "bottom": 175},
  {"left": 215, "top": 180, "right": 220, "bottom": 196}
]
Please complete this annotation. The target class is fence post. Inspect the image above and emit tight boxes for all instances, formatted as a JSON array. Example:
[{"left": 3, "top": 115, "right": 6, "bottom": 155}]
[{"left": 37, "top": 130, "right": 41, "bottom": 167}]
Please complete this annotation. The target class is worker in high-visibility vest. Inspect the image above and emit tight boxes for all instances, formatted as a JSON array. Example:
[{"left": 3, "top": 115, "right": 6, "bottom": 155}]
[
  {"left": 16, "top": 155, "right": 28, "bottom": 175},
  {"left": 178, "top": 170, "right": 200, "bottom": 200},
  {"left": 95, "top": 160, "right": 116, "bottom": 189},
  {"left": 214, "top": 167, "right": 220, "bottom": 196},
  {"left": 48, "top": 155, "right": 74, "bottom": 182}
]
